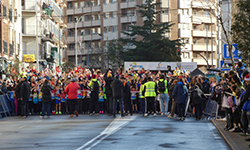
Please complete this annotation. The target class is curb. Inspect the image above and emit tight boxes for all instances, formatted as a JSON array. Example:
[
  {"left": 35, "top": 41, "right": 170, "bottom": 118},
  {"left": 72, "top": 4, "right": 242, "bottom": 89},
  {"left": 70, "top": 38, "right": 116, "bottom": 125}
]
[{"left": 211, "top": 119, "right": 236, "bottom": 150}]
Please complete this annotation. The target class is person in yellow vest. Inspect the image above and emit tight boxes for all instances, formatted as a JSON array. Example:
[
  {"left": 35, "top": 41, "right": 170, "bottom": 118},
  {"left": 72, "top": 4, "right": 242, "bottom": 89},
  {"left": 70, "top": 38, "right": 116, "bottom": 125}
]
[
  {"left": 139, "top": 78, "right": 146, "bottom": 115},
  {"left": 143, "top": 77, "right": 158, "bottom": 117}
]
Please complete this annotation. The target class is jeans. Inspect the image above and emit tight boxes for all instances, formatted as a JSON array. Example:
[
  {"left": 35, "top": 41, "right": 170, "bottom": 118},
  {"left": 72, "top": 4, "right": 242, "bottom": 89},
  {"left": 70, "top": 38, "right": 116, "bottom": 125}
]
[
  {"left": 42, "top": 102, "right": 51, "bottom": 116},
  {"left": 113, "top": 97, "right": 124, "bottom": 116},
  {"left": 159, "top": 93, "right": 169, "bottom": 113},
  {"left": 21, "top": 99, "right": 29, "bottom": 117}
]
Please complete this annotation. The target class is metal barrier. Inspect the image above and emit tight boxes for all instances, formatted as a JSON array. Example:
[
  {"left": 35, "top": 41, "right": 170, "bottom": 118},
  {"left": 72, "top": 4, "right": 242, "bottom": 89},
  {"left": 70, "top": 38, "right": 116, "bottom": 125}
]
[{"left": 0, "top": 94, "right": 11, "bottom": 118}]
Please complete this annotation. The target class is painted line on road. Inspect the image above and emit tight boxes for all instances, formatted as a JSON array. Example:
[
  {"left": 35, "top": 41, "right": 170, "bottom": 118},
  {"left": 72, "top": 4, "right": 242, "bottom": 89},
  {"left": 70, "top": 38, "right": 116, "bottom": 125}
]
[
  {"left": 76, "top": 116, "right": 137, "bottom": 150},
  {"left": 18, "top": 125, "right": 25, "bottom": 129}
]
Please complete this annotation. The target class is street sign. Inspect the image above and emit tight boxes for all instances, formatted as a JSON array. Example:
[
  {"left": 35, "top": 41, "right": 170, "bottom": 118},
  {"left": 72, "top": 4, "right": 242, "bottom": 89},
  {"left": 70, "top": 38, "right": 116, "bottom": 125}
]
[{"left": 224, "top": 44, "right": 241, "bottom": 59}]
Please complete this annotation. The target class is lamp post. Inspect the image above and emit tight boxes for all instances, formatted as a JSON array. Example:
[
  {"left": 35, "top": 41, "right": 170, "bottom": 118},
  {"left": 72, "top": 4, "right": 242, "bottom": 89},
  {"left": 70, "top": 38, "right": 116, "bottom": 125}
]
[
  {"left": 192, "top": 17, "right": 209, "bottom": 70},
  {"left": 58, "top": 0, "right": 67, "bottom": 66}
]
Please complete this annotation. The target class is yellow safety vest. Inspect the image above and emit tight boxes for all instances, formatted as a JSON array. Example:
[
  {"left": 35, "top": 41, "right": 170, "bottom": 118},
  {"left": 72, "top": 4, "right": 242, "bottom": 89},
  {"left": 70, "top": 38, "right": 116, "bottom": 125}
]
[{"left": 144, "top": 81, "right": 156, "bottom": 97}]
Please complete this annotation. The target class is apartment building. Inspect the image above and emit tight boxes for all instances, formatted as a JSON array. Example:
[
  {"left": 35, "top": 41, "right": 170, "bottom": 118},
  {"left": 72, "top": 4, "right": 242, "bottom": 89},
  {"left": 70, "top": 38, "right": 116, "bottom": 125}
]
[
  {"left": 0, "top": 0, "right": 22, "bottom": 63},
  {"left": 66, "top": 0, "right": 218, "bottom": 69},
  {"left": 21, "top": 0, "right": 66, "bottom": 70}
]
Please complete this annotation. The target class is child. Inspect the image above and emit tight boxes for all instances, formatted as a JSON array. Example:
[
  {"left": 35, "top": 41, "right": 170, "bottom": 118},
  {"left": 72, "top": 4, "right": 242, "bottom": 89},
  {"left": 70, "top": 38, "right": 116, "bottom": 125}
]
[
  {"left": 8, "top": 90, "right": 15, "bottom": 115},
  {"left": 61, "top": 90, "right": 66, "bottom": 114},
  {"left": 51, "top": 86, "right": 56, "bottom": 114},
  {"left": 55, "top": 85, "right": 61, "bottom": 114},
  {"left": 131, "top": 87, "right": 137, "bottom": 113},
  {"left": 99, "top": 87, "right": 104, "bottom": 114},
  {"left": 32, "top": 88, "right": 39, "bottom": 115}
]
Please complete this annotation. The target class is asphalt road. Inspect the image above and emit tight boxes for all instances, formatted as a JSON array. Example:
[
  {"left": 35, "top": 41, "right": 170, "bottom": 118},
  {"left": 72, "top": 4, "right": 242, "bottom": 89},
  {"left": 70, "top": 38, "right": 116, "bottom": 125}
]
[{"left": 0, "top": 115, "right": 230, "bottom": 150}]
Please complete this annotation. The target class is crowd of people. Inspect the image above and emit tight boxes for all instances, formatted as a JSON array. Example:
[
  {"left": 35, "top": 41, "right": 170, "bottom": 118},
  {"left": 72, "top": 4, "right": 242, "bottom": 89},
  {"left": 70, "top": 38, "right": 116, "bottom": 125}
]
[{"left": 2, "top": 62, "right": 250, "bottom": 140}]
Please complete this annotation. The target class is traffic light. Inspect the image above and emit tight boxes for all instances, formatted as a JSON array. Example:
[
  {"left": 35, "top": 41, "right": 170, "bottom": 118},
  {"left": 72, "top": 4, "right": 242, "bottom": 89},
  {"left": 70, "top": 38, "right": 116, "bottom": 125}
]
[{"left": 177, "top": 48, "right": 181, "bottom": 56}]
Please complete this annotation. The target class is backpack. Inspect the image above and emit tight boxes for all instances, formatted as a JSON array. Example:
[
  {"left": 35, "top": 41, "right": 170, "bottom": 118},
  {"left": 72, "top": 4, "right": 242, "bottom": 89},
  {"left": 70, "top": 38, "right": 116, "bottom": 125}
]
[
  {"left": 93, "top": 81, "right": 99, "bottom": 92},
  {"left": 158, "top": 80, "right": 166, "bottom": 92},
  {"left": 43, "top": 85, "right": 51, "bottom": 95},
  {"left": 192, "top": 90, "right": 201, "bottom": 100}
]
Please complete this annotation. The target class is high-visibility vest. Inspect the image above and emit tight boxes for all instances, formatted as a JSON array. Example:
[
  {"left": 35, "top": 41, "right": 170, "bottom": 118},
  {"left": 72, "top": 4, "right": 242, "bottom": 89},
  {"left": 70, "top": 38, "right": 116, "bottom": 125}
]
[
  {"left": 140, "top": 84, "right": 145, "bottom": 98},
  {"left": 144, "top": 81, "right": 156, "bottom": 97}
]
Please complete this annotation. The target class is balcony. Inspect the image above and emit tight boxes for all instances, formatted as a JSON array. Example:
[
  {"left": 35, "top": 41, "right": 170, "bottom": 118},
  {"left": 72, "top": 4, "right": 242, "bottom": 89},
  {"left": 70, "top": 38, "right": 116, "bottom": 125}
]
[
  {"left": 103, "top": 2, "right": 118, "bottom": 13},
  {"left": 161, "top": 13, "right": 169, "bottom": 22},
  {"left": 75, "top": 8, "right": 83, "bottom": 14},
  {"left": 178, "top": 29, "right": 190, "bottom": 38},
  {"left": 193, "top": 30, "right": 216, "bottom": 37},
  {"left": 193, "top": 44, "right": 217, "bottom": 52},
  {"left": 104, "top": 32, "right": 118, "bottom": 41},
  {"left": 120, "top": 16, "right": 137, "bottom": 23},
  {"left": 192, "top": 1, "right": 215, "bottom": 9},
  {"left": 82, "top": 34, "right": 102, "bottom": 41},
  {"left": 66, "top": 9, "right": 74, "bottom": 15},
  {"left": 67, "top": 36, "right": 75, "bottom": 43},
  {"left": 178, "top": 14, "right": 191, "bottom": 23},
  {"left": 92, "top": 5, "right": 101, "bottom": 12},
  {"left": 120, "top": 1, "right": 137, "bottom": 9},
  {"left": 83, "top": 7, "right": 91, "bottom": 13},
  {"left": 22, "top": 0, "right": 36, "bottom": 12},
  {"left": 43, "top": 0, "right": 61, "bottom": 21},
  {"left": 178, "top": 0, "right": 190, "bottom": 9},
  {"left": 67, "top": 22, "right": 74, "bottom": 28},
  {"left": 22, "top": 25, "right": 36, "bottom": 36},
  {"left": 103, "top": 17, "right": 118, "bottom": 27},
  {"left": 193, "top": 16, "right": 216, "bottom": 24}
]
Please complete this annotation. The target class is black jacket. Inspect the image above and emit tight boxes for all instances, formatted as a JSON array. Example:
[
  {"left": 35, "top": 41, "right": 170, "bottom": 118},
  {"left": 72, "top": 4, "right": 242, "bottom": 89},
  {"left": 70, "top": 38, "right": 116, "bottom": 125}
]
[
  {"left": 201, "top": 81, "right": 210, "bottom": 94},
  {"left": 123, "top": 81, "right": 131, "bottom": 99},
  {"left": 104, "top": 71, "right": 114, "bottom": 96},
  {"left": 20, "top": 80, "right": 30, "bottom": 100},
  {"left": 15, "top": 83, "right": 21, "bottom": 99},
  {"left": 111, "top": 79, "right": 124, "bottom": 99},
  {"left": 41, "top": 82, "right": 53, "bottom": 103}
]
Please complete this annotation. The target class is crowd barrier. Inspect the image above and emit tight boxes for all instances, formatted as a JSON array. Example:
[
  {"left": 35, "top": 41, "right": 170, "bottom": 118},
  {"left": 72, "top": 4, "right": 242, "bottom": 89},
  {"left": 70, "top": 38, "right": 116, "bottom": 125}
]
[{"left": 0, "top": 94, "right": 11, "bottom": 118}]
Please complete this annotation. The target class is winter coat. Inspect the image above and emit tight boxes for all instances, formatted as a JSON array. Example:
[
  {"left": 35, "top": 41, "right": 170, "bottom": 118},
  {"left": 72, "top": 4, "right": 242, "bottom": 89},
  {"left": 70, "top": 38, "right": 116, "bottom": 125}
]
[
  {"left": 111, "top": 79, "right": 124, "bottom": 99},
  {"left": 201, "top": 81, "right": 210, "bottom": 94},
  {"left": 41, "top": 82, "right": 53, "bottom": 103},
  {"left": 15, "top": 83, "right": 21, "bottom": 99},
  {"left": 172, "top": 82, "right": 188, "bottom": 104},
  {"left": 20, "top": 80, "right": 31, "bottom": 100},
  {"left": 123, "top": 81, "right": 131, "bottom": 99},
  {"left": 65, "top": 82, "right": 80, "bottom": 99},
  {"left": 190, "top": 85, "right": 205, "bottom": 105},
  {"left": 104, "top": 71, "right": 114, "bottom": 96}
]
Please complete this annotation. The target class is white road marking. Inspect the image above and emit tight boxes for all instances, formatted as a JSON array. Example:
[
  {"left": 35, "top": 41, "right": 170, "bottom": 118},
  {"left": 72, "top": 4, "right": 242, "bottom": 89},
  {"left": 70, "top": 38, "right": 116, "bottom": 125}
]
[
  {"left": 18, "top": 125, "right": 25, "bottom": 129},
  {"left": 76, "top": 116, "right": 137, "bottom": 150}
]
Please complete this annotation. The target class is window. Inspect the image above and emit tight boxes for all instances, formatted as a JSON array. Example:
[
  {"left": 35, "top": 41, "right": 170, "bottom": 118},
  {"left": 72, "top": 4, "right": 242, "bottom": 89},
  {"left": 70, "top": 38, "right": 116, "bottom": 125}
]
[
  {"left": 68, "top": 30, "right": 73, "bottom": 36},
  {"left": 97, "top": 28, "right": 101, "bottom": 33},
  {"left": 104, "top": 13, "right": 109, "bottom": 19},
  {"left": 9, "top": 9, "right": 12, "bottom": 22},
  {"left": 3, "top": 41, "right": 7, "bottom": 54},
  {"left": 96, "top": 15, "right": 100, "bottom": 20},
  {"left": 193, "top": 38, "right": 197, "bottom": 44},
  {"left": 85, "top": 29, "right": 90, "bottom": 35},
  {"left": 73, "top": 2, "right": 78, "bottom": 9},
  {"left": 112, "top": 0, "right": 117, "bottom": 3},
  {"left": 3, "top": 5, "right": 7, "bottom": 18},
  {"left": 91, "top": 15, "right": 94, "bottom": 21},
  {"left": 203, "top": 10, "right": 209, "bottom": 17},
  {"left": 193, "top": 10, "right": 197, "bottom": 16},
  {"left": 68, "top": 16, "right": 72, "bottom": 23},
  {"left": 193, "top": 25, "right": 197, "bottom": 30},
  {"left": 9, "top": 43, "right": 13, "bottom": 56},
  {"left": 69, "top": 44, "right": 74, "bottom": 50},
  {"left": 104, "top": 27, "right": 108, "bottom": 33},
  {"left": 67, "top": 2, "right": 72, "bottom": 9},
  {"left": 80, "top": 2, "right": 84, "bottom": 7},
  {"left": 112, "top": 12, "right": 117, "bottom": 18},
  {"left": 112, "top": 26, "right": 117, "bottom": 32},
  {"left": 104, "top": 0, "right": 108, "bottom": 4},
  {"left": 91, "top": 28, "right": 95, "bottom": 34}
]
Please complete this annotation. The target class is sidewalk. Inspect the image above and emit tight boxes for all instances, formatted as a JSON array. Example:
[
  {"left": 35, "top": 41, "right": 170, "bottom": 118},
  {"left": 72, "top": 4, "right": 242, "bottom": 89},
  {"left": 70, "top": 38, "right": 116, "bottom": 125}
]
[{"left": 212, "top": 119, "right": 250, "bottom": 150}]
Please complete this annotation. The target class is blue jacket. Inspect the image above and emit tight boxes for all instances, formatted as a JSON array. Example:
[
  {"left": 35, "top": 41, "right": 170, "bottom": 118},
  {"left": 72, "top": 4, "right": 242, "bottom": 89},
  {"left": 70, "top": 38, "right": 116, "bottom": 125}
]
[
  {"left": 172, "top": 82, "right": 188, "bottom": 104},
  {"left": 243, "top": 101, "right": 250, "bottom": 112}
]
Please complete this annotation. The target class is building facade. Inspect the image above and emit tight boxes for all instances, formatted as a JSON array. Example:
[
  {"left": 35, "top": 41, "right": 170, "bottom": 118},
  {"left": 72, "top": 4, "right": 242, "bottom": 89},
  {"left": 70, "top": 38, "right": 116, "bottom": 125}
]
[
  {"left": 21, "top": 0, "right": 66, "bottom": 70},
  {"left": 66, "top": 0, "right": 219, "bottom": 69},
  {"left": 0, "top": 0, "right": 22, "bottom": 63}
]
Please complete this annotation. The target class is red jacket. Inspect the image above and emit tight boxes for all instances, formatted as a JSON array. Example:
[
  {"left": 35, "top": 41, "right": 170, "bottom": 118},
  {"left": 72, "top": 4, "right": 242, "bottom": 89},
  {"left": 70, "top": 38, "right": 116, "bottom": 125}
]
[{"left": 65, "top": 82, "right": 80, "bottom": 99}]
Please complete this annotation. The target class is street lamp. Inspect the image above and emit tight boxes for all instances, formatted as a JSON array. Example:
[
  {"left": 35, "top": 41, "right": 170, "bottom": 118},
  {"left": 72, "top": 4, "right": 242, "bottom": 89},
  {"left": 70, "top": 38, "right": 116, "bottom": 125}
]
[
  {"left": 191, "top": 17, "right": 209, "bottom": 70},
  {"left": 58, "top": 0, "right": 67, "bottom": 66}
]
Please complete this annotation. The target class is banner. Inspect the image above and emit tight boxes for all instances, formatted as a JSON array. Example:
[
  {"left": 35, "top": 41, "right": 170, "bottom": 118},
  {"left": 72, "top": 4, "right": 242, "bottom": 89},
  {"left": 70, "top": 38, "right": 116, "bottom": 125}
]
[
  {"left": 23, "top": 54, "right": 35, "bottom": 63},
  {"left": 124, "top": 62, "right": 197, "bottom": 71}
]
